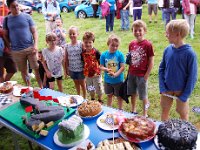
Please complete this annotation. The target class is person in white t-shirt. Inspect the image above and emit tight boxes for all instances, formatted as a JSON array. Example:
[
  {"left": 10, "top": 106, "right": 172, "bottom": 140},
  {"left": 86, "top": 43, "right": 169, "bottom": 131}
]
[{"left": 42, "top": 33, "right": 65, "bottom": 92}]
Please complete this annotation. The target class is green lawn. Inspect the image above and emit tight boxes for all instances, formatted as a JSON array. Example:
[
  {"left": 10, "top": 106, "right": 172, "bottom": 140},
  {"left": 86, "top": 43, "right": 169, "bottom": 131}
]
[{"left": 0, "top": 4, "right": 200, "bottom": 149}]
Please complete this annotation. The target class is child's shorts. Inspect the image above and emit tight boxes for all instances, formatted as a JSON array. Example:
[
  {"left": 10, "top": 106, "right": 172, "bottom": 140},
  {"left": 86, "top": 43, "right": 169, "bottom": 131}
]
[
  {"left": 47, "top": 76, "right": 62, "bottom": 82},
  {"left": 86, "top": 75, "right": 103, "bottom": 96},
  {"left": 104, "top": 82, "right": 122, "bottom": 97},
  {"left": 69, "top": 71, "right": 85, "bottom": 80},
  {"left": 0, "top": 54, "right": 17, "bottom": 76},
  {"left": 127, "top": 74, "right": 148, "bottom": 100}
]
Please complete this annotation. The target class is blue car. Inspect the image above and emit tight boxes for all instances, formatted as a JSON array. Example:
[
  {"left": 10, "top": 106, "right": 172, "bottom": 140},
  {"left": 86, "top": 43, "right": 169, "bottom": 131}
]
[
  {"left": 35, "top": 0, "right": 83, "bottom": 13},
  {"left": 74, "top": 1, "right": 100, "bottom": 19}
]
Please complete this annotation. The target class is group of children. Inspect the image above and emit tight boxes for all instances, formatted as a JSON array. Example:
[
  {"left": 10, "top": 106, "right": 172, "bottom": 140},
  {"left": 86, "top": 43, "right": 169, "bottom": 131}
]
[{"left": 38, "top": 17, "right": 197, "bottom": 121}]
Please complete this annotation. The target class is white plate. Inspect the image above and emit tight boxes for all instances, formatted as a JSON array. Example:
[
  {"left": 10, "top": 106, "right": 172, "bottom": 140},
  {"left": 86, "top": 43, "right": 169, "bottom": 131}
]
[
  {"left": 57, "top": 95, "right": 84, "bottom": 107},
  {"left": 76, "top": 110, "right": 103, "bottom": 120},
  {"left": 96, "top": 113, "right": 119, "bottom": 131},
  {"left": 68, "top": 139, "right": 95, "bottom": 150},
  {"left": 12, "top": 86, "right": 33, "bottom": 97},
  {"left": 0, "top": 81, "right": 17, "bottom": 87},
  {"left": 53, "top": 124, "right": 90, "bottom": 148},
  {"left": 154, "top": 133, "right": 200, "bottom": 150}
]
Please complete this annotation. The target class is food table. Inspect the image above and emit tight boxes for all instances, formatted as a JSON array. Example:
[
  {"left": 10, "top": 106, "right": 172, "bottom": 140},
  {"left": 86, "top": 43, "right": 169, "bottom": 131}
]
[{"left": 0, "top": 88, "right": 199, "bottom": 150}]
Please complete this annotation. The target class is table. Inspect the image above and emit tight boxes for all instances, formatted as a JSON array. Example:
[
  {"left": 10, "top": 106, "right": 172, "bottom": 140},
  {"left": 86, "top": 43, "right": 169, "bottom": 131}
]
[
  {"left": 0, "top": 106, "right": 160, "bottom": 150},
  {"left": 0, "top": 89, "right": 199, "bottom": 150}
]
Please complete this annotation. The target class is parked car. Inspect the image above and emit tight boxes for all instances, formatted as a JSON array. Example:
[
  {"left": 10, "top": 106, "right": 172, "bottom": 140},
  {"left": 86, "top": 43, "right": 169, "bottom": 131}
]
[
  {"left": 0, "top": 1, "right": 10, "bottom": 16},
  {"left": 35, "top": 0, "right": 84, "bottom": 13},
  {"left": 74, "top": 1, "right": 100, "bottom": 19},
  {"left": 18, "top": 3, "right": 33, "bottom": 14}
]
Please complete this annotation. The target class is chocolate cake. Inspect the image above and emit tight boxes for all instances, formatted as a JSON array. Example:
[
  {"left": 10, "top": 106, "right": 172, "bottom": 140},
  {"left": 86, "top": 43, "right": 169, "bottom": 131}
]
[
  {"left": 157, "top": 119, "right": 198, "bottom": 150},
  {"left": 20, "top": 96, "right": 65, "bottom": 131},
  {"left": 0, "top": 82, "right": 13, "bottom": 94}
]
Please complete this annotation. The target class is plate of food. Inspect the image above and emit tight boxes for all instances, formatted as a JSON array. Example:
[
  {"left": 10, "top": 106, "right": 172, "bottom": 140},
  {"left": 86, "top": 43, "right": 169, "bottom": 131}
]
[
  {"left": 96, "top": 112, "right": 125, "bottom": 131},
  {"left": 76, "top": 100, "right": 103, "bottom": 119},
  {"left": 96, "top": 137, "right": 141, "bottom": 150},
  {"left": 57, "top": 95, "right": 84, "bottom": 107},
  {"left": 13, "top": 86, "right": 33, "bottom": 97},
  {"left": 68, "top": 139, "right": 95, "bottom": 150},
  {"left": 118, "top": 116, "right": 156, "bottom": 143},
  {"left": 54, "top": 115, "right": 90, "bottom": 148},
  {"left": 0, "top": 81, "right": 17, "bottom": 95}
]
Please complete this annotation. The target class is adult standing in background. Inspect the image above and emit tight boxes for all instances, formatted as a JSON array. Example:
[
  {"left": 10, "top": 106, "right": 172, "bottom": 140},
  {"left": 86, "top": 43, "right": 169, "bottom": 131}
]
[
  {"left": 163, "top": 0, "right": 180, "bottom": 26},
  {"left": 147, "top": 0, "right": 158, "bottom": 23},
  {"left": 182, "top": 0, "right": 199, "bottom": 39},
  {"left": 42, "top": 0, "right": 60, "bottom": 33},
  {"left": 90, "top": 0, "right": 99, "bottom": 18},
  {"left": 105, "top": 0, "right": 116, "bottom": 32},
  {"left": 3, "top": 0, "right": 43, "bottom": 88},
  {"left": 120, "top": 0, "right": 130, "bottom": 30}
]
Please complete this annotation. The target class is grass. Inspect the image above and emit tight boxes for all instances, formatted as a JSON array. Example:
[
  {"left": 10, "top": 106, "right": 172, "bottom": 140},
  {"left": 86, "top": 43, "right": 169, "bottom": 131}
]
[{"left": 0, "top": 4, "right": 200, "bottom": 149}]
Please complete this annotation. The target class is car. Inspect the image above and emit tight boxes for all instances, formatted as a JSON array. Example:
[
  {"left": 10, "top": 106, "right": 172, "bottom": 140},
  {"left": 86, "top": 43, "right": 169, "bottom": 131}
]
[
  {"left": 74, "top": 1, "right": 100, "bottom": 19},
  {"left": 35, "top": 0, "right": 84, "bottom": 13},
  {"left": 0, "top": 1, "right": 10, "bottom": 16},
  {"left": 18, "top": 3, "right": 33, "bottom": 14}
]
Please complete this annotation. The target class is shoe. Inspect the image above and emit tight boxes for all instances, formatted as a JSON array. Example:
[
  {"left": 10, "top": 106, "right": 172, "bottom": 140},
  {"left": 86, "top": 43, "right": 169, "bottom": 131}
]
[
  {"left": 190, "top": 34, "right": 194, "bottom": 39},
  {"left": 154, "top": 20, "right": 157, "bottom": 23},
  {"left": 131, "top": 111, "right": 138, "bottom": 115},
  {"left": 28, "top": 73, "right": 35, "bottom": 78},
  {"left": 149, "top": 20, "right": 152, "bottom": 23},
  {"left": 192, "top": 107, "right": 200, "bottom": 114}
]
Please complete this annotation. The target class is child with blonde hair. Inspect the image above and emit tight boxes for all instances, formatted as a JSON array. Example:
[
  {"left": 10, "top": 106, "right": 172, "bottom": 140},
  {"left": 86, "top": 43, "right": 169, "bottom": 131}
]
[
  {"left": 100, "top": 34, "right": 125, "bottom": 109},
  {"left": 126, "top": 20, "right": 154, "bottom": 117},
  {"left": 159, "top": 19, "right": 198, "bottom": 121},
  {"left": 65, "top": 26, "right": 86, "bottom": 99},
  {"left": 82, "top": 31, "right": 104, "bottom": 103},
  {"left": 42, "top": 33, "right": 65, "bottom": 92}
]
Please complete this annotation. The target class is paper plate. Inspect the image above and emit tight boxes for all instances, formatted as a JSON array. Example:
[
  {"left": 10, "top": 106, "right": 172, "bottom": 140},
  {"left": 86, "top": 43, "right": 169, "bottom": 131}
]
[
  {"left": 53, "top": 124, "right": 90, "bottom": 148},
  {"left": 57, "top": 95, "right": 84, "bottom": 107},
  {"left": 13, "top": 86, "right": 33, "bottom": 97},
  {"left": 154, "top": 133, "right": 200, "bottom": 150},
  {"left": 0, "top": 81, "right": 17, "bottom": 87},
  {"left": 96, "top": 113, "right": 120, "bottom": 131}
]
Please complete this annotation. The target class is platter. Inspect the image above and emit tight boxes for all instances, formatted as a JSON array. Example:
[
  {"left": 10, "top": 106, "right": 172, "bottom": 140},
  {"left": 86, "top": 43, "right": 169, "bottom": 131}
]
[
  {"left": 154, "top": 134, "right": 200, "bottom": 150},
  {"left": 13, "top": 86, "right": 33, "bottom": 97},
  {"left": 0, "top": 81, "right": 17, "bottom": 95},
  {"left": 0, "top": 81, "right": 17, "bottom": 87},
  {"left": 57, "top": 95, "right": 84, "bottom": 107},
  {"left": 96, "top": 113, "right": 120, "bottom": 131},
  {"left": 68, "top": 139, "right": 95, "bottom": 150},
  {"left": 53, "top": 124, "right": 90, "bottom": 148},
  {"left": 97, "top": 137, "right": 141, "bottom": 150},
  {"left": 76, "top": 110, "right": 103, "bottom": 120},
  {"left": 118, "top": 125, "right": 156, "bottom": 143}
]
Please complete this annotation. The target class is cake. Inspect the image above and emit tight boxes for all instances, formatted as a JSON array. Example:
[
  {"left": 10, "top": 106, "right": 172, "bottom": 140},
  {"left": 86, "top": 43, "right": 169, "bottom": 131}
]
[
  {"left": 58, "top": 115, "right": 84, "bottom": 143},
  {"left": 157, "top": 119, "right": 198, "bottom": 150},
  {"left": 77, "top": 100, "right": 102, "bottom": 117},
  {"left": 120, "top": 116, "right": 156, "bottom": 140},
  {"left": 20, "top": 95, "right": 65, "bottom": 131},
  {"left": 0, "top": 82, "right": 13, "bottom": 94},
  {"left": 96, "top": 138, "right": 138, "bottom": 150}
]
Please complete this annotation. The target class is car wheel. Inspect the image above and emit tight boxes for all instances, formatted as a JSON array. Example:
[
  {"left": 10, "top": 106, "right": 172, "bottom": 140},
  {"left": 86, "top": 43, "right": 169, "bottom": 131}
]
[
  {"left": 78, "top": 11, "right": 87, "bottom": 19},
  {"left": 38, "top": 7, "right": 42, "bottom": 13},
  {"left": 62, "top": 7, "right": 69, "bottom": 13}
]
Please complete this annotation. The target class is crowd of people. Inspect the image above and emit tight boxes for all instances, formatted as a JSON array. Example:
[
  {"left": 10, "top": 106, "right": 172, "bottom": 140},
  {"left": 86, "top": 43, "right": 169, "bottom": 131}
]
[{"left": 0, "top": 0, "right": 198, "bottom": 121}]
